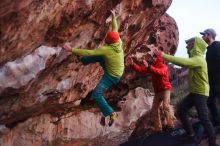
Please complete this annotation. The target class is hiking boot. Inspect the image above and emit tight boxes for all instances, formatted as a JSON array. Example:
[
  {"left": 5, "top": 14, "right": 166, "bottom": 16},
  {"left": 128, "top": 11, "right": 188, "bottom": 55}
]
[
  {"left": 151, "top": 129, "right": 163, "bottom": 134},
  {"left": 149, "top": 127, "right": 162, "bottom": 134},
  {"left": 108, "top": 112, "right": 118, "bottom": 127},
  {"left": 163, "top": 125, "right": 175, "bottom": 132}
]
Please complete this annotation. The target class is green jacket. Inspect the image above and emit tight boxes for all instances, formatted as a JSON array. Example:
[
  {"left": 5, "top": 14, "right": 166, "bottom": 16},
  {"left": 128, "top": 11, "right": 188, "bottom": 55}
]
[
  {"left": 163, "top": 37, "right": 209, "bottom": 96},
  {"left": 72, "top": 16, "right": 124, "bottom": 78}
]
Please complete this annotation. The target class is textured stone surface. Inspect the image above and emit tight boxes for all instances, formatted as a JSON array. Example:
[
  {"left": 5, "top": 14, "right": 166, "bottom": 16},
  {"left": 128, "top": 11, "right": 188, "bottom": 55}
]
[
  {"left": 0, "top": 0, "right": 180, "bottom": 145},
  {"left": 0, "top": 87, "right": 154, "bottom": 146}
]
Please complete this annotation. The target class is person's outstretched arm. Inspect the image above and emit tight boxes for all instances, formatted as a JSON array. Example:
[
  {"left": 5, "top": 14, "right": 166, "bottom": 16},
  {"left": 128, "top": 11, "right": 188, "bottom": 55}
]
[
  {"left": 132, "top": 63, "right": 148, "bottom": 74},
  {"left": 127, "top": 57, "right": 148, "bottom": 73},
  {"left": 162, "top": 53, "right": 202, "bottom": 68},
  {"left": 111, "top": 10, "right": 118, "bottom": 32},
  {"left": 63, "top": 43, "right": 106, "bottom": 56},
  {"left": 72, "top": 47, "right": 106, "bottom": 56}
]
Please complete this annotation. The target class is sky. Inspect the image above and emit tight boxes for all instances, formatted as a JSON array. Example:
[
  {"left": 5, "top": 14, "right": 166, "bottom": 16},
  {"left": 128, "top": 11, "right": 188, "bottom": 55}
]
[{"left": 167, "top": 0, "right": 220, "bottom": 57}]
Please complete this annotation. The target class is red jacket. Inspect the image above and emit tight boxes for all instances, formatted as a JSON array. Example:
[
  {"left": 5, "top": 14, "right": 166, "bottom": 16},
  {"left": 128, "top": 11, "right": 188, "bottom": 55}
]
[{"left": 132, "top": 55, "right": 172, "bottom": 93}]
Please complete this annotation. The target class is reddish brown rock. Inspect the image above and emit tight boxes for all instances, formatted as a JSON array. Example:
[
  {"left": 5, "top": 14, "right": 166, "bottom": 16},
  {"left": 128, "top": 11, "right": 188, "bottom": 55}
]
[
  {"left": 0, "top": 87, "right": 154, "bottom": 146},
  {"left": 0, "top": 0, "right": 179, "bottom": 145}
]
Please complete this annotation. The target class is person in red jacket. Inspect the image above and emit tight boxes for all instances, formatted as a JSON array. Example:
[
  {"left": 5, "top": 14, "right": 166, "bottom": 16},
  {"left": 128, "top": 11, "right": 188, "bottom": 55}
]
[{"left": 127, "top": 53, "right": 174, "bottom": 132}]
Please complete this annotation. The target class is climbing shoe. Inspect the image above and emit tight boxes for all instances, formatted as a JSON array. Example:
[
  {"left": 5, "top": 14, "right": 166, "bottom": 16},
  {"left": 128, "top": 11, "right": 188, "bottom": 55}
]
[{"left": 108, "top": 112, "right": 118, "bottom": 127}]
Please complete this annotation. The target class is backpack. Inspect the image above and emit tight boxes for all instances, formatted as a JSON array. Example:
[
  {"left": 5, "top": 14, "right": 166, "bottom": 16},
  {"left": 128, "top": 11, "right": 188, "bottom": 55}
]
[{"left": 119, "top": 122, "right": 204, "bottom": 146}]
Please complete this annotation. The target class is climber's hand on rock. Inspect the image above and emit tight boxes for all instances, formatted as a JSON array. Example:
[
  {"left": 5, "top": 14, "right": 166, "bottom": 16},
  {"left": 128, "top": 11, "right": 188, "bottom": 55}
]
[
  {"left": 110, "top": 9, "right": 116, "bottom": 17},
  {"left": 63, "top": 43, "right": 72, "bottom": 52},
  {"left": 154, "top": 49, "right": 162, "bottom": 57}
]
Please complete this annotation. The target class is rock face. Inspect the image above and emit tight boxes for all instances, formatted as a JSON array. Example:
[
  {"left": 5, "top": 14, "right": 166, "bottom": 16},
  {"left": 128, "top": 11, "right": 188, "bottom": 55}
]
[
  {"left": 0, "top": 87, "right": 154, "bottom": 146},
  {"left": 0, "top": 0, "right": 178, "bottom": 145}
]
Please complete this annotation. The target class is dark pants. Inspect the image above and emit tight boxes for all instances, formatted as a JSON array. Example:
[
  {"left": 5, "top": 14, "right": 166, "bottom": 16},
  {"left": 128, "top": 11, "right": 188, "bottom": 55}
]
[
  {"left": 177, "top": 93, "right": 216, "bottom": 146},
  {"left": 207, "top": 85, "right": 220, "bottom": 125}
]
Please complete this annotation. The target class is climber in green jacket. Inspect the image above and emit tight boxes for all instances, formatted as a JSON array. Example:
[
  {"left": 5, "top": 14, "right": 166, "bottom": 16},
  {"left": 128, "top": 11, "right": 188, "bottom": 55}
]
[
  {"left": 160, "top": 37, "right": 217, "bottom": 146},
  {"left": 63, "top": 10, "right": 124, "bottom": 127}
]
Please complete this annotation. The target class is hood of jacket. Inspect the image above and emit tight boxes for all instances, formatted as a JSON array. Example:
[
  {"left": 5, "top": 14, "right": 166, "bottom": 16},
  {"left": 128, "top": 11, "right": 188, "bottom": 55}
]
[
  {"left": 109, "top": 39, "right": 123, "bottom": 53},
  {"left": 189, "top": 37, "right": 207, "bottom": 57}
]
